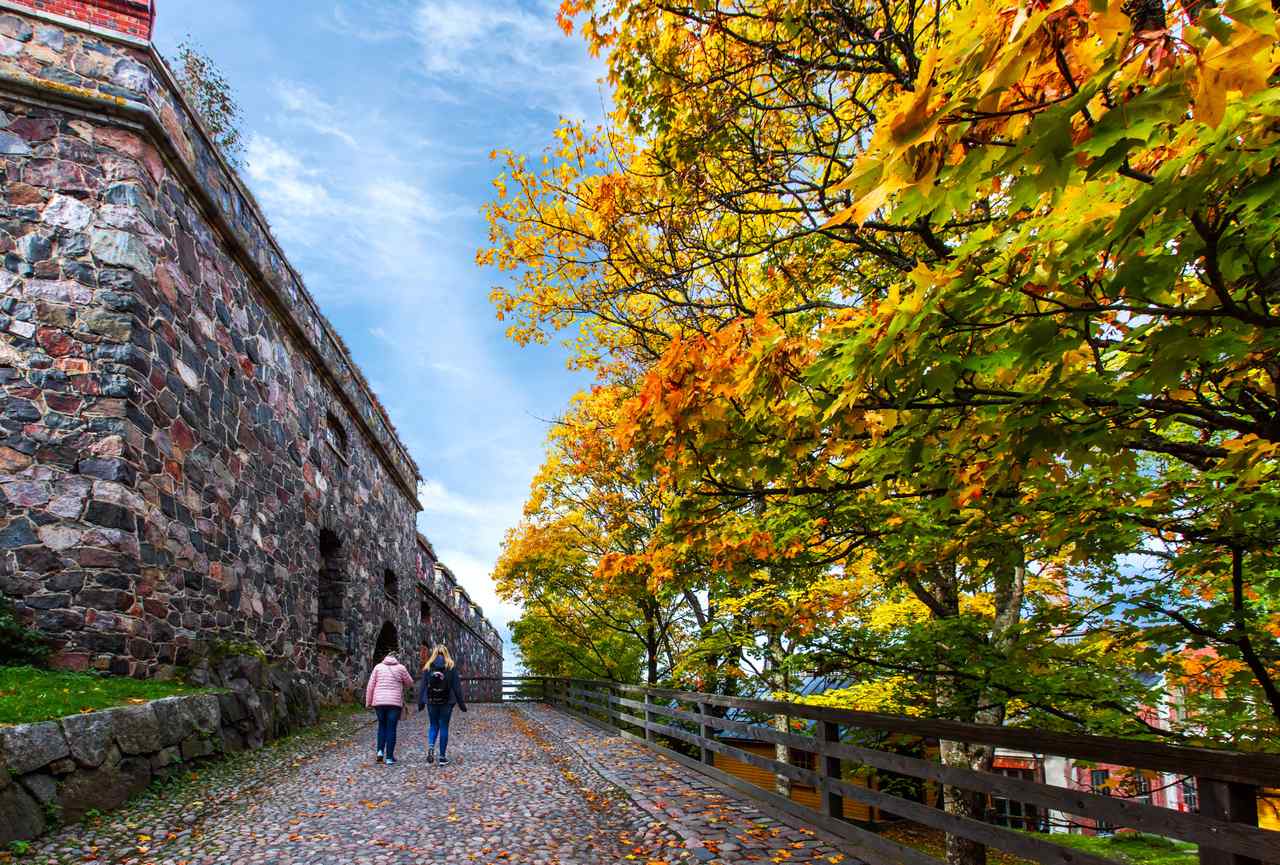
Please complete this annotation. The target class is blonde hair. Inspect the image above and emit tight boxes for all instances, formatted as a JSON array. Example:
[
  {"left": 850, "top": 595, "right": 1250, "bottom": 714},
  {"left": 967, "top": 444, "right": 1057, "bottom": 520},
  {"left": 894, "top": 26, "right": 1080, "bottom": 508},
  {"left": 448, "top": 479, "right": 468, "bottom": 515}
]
[{"left": 424, "top": 644, "right": 454, "bottom": 671}]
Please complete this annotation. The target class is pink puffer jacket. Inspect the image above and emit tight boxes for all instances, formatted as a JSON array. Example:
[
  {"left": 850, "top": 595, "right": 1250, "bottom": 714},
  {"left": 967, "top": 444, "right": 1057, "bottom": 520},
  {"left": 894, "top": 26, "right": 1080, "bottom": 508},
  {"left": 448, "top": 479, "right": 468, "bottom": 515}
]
[{"left": 365, "top": 656, "right": 414, "bottom": 708}]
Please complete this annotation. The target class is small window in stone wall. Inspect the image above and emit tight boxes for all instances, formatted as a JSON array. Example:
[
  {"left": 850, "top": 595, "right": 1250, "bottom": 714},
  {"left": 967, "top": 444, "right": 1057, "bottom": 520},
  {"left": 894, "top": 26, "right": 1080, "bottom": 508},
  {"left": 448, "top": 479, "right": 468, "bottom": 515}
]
[
  {"left": 384, "top": 568, "right": 398, "bottom": 601},
  {"left": 317, "top": 529, "right": 345, "bottom": 650},
  {"left": 420, "top": 599, "right": 430, "bottom": 624},
  {"left": 324, "top": 412, "right": 348, "bottom": 457}
]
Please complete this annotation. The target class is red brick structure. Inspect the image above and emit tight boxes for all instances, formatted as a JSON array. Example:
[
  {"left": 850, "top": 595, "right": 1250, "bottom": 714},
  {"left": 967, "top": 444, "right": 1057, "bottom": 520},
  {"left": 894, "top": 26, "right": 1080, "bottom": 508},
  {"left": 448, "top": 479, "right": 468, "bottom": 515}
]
[{"left": 7, "top": 0, "right": 153, "bottom": 39}]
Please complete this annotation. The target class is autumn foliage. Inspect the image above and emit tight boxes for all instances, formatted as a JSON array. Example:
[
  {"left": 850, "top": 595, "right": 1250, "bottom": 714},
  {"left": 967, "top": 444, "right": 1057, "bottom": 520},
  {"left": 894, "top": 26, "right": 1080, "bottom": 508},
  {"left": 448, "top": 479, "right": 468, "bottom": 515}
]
[{"left": 482, "top": 0, "right": 1280, "bottom": 766}]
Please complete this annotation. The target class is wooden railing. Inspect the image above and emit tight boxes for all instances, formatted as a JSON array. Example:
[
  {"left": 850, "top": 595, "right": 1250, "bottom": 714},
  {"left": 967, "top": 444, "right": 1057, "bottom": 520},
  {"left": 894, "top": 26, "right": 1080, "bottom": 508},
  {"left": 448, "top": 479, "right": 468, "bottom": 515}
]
[
  {"left": 495, "top": 677, "right": 1280, "bottom": 865},
  {"left": 462, "top": 676, "right": 549, "bottom": 704}
]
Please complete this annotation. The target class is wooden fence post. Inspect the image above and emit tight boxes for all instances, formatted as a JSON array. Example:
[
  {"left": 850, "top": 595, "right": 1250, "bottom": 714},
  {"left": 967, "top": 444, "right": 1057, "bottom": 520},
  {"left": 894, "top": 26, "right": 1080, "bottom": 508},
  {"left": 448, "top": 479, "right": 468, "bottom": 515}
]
[
  {"left": 1197, "top": 779, "right": 1261, "bottom": 865},
  {"left": 821, "top": 720, "right": 844, "bottom": 821},
  {"left": 699, "top": 701, "right": 715, "bottom": 766},
  {"left": 644, "top": 687, "right": 655, "bottom": 743}
]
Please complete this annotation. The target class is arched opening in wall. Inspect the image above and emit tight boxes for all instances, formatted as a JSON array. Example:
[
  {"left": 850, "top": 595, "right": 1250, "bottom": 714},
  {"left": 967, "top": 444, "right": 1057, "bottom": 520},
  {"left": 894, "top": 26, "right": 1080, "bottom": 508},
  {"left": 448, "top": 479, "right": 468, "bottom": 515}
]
[
  {"left": 317, "top": 529, "right": 345, "bottom": 650},
  {"left": 384, "top": 568, "right": 398, "bottom": 602},
  {"left": 372, "top": 621, "right": 398, "bottom": 669}
]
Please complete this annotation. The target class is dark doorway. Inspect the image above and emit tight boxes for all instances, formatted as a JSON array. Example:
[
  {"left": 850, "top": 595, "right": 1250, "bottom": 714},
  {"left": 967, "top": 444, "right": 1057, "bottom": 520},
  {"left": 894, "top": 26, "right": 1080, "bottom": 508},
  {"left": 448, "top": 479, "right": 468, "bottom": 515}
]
[
  {"left": 317, "top": 529, "right": 345, "bottom": 649},
  {"left": 372, "top": 621, "right": 398, "bottom": 669}
]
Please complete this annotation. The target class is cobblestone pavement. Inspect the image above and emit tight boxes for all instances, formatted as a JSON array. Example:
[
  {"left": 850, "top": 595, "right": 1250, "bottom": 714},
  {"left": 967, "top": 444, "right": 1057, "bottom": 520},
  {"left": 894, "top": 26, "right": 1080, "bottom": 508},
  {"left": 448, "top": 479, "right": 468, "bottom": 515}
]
[
  {"left": 12, "top": 705, "right": 859, "bottom": 865},
  {"left": 520, "top": 705, "right": 856, "bottom": 865},
  {"left": 12, "top": 705, "right": 694, "bottom": 865}
]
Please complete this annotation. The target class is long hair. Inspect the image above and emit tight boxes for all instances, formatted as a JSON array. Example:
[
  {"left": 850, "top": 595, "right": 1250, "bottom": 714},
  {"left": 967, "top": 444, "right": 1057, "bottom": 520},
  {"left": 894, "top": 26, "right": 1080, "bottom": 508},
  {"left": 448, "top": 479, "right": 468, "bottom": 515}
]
[{"left": 424, "top": 644, "right": 455, "bottom": 671}]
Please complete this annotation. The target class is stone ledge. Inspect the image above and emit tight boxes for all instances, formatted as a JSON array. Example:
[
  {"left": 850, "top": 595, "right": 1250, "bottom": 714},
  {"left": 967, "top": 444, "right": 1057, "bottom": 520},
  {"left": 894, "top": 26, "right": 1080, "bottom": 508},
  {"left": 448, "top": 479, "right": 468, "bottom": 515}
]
[{"left": 0, "top": 659, "right": 321, "bottom": 844}]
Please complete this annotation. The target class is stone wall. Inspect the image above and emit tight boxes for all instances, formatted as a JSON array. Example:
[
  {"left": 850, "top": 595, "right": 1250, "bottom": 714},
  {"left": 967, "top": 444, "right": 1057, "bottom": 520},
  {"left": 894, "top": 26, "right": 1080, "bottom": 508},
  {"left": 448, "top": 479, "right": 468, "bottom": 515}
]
[
  {"left": 415, "top": 535, "right": 503, "bottom": 699},
  {"left": 0, "top": 5, "right": 501, "bottom": 694},
  {"left": 0, "top": 654, "right": 320, "bottom": 845}
]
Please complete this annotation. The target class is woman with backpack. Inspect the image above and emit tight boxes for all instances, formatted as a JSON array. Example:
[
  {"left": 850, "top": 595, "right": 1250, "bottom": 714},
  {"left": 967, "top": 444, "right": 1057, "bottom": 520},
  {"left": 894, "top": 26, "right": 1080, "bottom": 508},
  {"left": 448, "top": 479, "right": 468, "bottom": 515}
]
[
  {"left": 365, "top": 651, "right": 415, "bottom": 766},
  {"left": 418, "top": 643, "right": 467, "bottom": 765}
]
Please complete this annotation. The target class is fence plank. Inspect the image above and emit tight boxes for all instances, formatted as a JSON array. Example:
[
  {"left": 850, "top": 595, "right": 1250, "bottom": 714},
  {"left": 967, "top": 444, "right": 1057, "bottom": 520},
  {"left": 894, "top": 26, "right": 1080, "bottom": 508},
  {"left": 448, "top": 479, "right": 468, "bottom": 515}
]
[
  {"left": 520, "top": 677, "right": 1280, "bottom": 863},
  {"left": 601, "top": 684, "right": 1280, "bottom": 787},
  {"left": 1198, "top": 780, "right": 1262, "bottom": 865},
  {"left": 613, "top": 692, "right": 1280, "bottom": 861},
  {"left": 633, "top": 713, "right": 1127, "bottom": 865}
]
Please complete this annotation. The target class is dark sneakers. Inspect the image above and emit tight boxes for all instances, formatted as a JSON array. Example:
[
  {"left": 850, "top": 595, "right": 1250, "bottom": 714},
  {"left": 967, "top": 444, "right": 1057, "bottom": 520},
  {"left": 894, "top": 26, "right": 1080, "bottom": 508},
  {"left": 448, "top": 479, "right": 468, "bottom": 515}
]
[
  {"left": 438, "top": 756, "right": 450, "bottom": 766},
  {"left": 427, "top": 749, "right": 436, "bottom": 765}
]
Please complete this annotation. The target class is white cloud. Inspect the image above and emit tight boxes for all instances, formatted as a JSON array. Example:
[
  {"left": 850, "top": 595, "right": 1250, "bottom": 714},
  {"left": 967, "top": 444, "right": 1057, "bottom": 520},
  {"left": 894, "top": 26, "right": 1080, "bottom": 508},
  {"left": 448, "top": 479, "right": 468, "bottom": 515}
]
[
  {"left": 418, "top": 479, "right": 487, "bottom": 519},
  {"left": 275, "top": 81, "right": 361, "bottom": 148},
  {"left": 245, "top": 134, "right": 335, "bottom": 223},
  {"left": 411, "top": 0, "right": 605, "bottom": 118}
]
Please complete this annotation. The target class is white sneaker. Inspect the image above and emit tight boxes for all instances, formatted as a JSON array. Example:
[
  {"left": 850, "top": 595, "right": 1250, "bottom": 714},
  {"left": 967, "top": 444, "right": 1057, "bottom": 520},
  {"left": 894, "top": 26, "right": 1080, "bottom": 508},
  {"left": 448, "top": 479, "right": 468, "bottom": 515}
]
[{"left": 385, "top": 757, "right": 396, "bottom": 766}]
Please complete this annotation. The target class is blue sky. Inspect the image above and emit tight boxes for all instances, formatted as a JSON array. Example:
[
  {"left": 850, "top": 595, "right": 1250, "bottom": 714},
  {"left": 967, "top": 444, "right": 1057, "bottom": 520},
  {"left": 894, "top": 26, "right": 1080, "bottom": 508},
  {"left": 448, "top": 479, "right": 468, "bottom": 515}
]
[{"left": 151, "top": 0, "right": 605, "bottom": 661}]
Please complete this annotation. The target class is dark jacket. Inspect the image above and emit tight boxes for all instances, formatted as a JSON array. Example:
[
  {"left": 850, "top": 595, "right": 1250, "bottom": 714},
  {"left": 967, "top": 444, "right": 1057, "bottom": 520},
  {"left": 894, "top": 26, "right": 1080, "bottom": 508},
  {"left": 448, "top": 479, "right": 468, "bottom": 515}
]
[{"left": 418, "top": 659, "right": 467, "bottom": 712}]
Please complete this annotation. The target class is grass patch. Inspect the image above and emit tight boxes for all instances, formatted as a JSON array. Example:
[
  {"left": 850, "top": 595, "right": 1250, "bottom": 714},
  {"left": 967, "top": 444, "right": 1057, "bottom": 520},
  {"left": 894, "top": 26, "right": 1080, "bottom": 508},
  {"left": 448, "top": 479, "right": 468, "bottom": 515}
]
[
  {"left": 0, "top": 666, "right": 211, "bottom": 725},
  {"left": 1042, "top": 831, "right": 1197, "bottom": 865},
  {"left": 883, "top": 823, "right": 1197, "bottom": 865}
]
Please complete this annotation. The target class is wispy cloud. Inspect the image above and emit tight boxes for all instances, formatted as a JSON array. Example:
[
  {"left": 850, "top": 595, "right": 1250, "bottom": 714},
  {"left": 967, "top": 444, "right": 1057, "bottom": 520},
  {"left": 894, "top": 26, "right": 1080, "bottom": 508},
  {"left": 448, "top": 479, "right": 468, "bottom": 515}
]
[
  {"left": 274, "top": 81, "right": 360, "bottom": 148},
  {"left": 244, "top": 134, "right": 336, "bottom": 238},
  {"left": 418, "top": 479, "right": 488, "bottom": 519},
  {"left": 411, "top": 0, "right": 606, "bottom": 119}
]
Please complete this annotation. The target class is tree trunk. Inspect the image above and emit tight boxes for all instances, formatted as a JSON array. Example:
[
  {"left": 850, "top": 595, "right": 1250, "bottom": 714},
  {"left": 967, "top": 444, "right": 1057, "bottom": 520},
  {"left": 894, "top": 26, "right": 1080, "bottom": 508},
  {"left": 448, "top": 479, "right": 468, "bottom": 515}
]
[
  {"left": 643, "top": 602, "right": 658, "bottom": 686},
  {"left": 933, "top": 555, "right": 1025, "bottom": 865},
  {"left": 941, "top": 740, "right": 995, "bottom": 865}
]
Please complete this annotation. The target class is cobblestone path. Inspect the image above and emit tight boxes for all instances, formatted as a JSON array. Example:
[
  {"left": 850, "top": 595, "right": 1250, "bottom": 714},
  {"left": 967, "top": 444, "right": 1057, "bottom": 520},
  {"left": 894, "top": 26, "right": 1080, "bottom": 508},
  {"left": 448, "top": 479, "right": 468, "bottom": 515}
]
[
  {"left": 521, "top": 705, "right": 855, "bottom": 865},
  {"left": 15, "top": 705, "right": 691, "bottom": 865},
  {"left": 14, "top": 705, "right": 860, "bottom": 865}
]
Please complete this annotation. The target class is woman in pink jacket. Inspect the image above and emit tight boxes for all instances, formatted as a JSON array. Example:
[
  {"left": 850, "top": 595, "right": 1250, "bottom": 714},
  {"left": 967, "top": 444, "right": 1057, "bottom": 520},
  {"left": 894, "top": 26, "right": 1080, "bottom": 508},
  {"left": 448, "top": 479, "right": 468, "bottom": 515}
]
[{"left": 365, "top": 653, "right": 415, "bottom": 765}]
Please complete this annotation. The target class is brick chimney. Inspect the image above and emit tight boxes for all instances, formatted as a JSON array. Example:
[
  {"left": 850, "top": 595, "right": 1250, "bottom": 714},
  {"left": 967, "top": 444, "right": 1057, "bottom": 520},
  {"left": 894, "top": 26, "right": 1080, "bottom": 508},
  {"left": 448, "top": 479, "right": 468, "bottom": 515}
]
[{"left": 10, "top": 0, "right": 154, "bottom": 40}]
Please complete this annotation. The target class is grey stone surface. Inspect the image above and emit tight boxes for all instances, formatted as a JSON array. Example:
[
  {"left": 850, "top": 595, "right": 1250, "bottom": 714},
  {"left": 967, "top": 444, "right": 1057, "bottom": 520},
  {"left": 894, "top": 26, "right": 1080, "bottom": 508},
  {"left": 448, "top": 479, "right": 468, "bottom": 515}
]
[
  {"left": 0, "top": 783, "right": 45, "bottom": 844},
  {"left": 19, "top": 772, "right": 57, "bottom": 805},
  {"left": 58, "top": 764, "right": 135, "bottom": 823},
  {"left": 89, "top": 228, "right": 155, "bottom": 277},
  {"left": 179, "top": 733, "right": 216, "bottom": 761},
  {"left": 61, "top": 710, "right": 114, "bottom": 768},
  {"left": 151, "top": 696, "right": 199, "bottom": 746},
  {"left": 0, "top": 721, "right": 70, "bottom": 775},
  {"left": 188, "top": 694, "right": 221, "bottom": 734},
  {"left": 111, "top": 704, "right": 162, "bottom": 755},
  {"left": 0, "top": 128, "right": 28, "bottom": 154}
]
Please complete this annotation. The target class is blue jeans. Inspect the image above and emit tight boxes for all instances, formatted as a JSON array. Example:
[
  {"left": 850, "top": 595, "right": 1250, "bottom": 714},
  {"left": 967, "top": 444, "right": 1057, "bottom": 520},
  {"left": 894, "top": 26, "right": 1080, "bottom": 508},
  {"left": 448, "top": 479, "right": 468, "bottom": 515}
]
[
  {"left": 374, "top": 705, "right": 402, "bottom": 760},
  {"left": 427, "top": 703, "right": 454, "bottom": 756}
]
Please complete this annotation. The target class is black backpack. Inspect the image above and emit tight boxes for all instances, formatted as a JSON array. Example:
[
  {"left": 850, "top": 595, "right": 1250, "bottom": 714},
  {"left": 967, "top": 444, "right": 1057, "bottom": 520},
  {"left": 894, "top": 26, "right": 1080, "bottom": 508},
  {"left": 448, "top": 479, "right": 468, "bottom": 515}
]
[{"left": 426, "top": 667, "right": 449, "bottom": 705}]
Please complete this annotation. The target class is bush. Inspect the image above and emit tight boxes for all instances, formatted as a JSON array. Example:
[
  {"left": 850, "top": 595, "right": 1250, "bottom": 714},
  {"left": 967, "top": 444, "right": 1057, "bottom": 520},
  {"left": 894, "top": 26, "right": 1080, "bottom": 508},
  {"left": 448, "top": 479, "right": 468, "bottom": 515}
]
[{"left": 0, "top": 596, "right": 50, "bottom": 667}]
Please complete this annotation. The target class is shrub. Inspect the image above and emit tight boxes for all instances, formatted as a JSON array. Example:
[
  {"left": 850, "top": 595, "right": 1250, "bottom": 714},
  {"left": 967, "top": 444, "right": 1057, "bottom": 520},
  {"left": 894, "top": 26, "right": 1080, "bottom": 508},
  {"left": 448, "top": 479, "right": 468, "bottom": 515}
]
[{"left": 0, "top": 597, "right": 50, "bottom": 667}]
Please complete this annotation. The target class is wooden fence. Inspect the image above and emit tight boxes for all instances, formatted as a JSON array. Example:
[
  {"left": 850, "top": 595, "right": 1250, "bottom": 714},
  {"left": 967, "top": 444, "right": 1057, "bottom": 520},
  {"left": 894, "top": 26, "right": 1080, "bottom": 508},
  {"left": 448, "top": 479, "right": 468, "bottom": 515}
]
[{"left": 480, "top": 676, "right": 1280, "bottom": 865}]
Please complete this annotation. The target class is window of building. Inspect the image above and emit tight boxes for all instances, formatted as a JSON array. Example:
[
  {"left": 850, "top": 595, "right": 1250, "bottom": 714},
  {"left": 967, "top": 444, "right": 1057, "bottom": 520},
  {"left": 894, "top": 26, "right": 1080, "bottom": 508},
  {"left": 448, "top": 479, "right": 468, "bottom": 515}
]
[
  {"left": 384, "top": 568, "right": 398, "bottom": 601},
  {"left": 1133, "top": 774, "right": 1152, "bottom": 806},
  {"left": 1181, "top": 778, "right": 1198, "bottom": 813},
  {"left": 1090, "top": 770, "right": 1114, "bottom": 834},
  {"left": 789, "top": 749, "right": 817, "bottom": 772},
  {"left": 420, "top": 599, "right": 431, "bottom": 624},
  {"left": 990, "top": 768, "right": 1041, "bottom": 831},
  {"left": 324, "top": 413, "right": 348, "bottom": 456}
]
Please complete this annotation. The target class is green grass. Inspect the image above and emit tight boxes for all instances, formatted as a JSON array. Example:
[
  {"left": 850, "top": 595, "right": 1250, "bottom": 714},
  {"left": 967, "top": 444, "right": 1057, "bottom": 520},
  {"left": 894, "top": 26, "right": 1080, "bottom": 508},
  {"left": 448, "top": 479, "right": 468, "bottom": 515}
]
[
  {"left": 0, "top": 666, "right": 211, "bottom": 725},
  {"left": 885, "top": 824, "right": 1198, "bottom": 865},
  {"left": 1039, "top": 831, "right": 1197, "bottom": 865}
]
